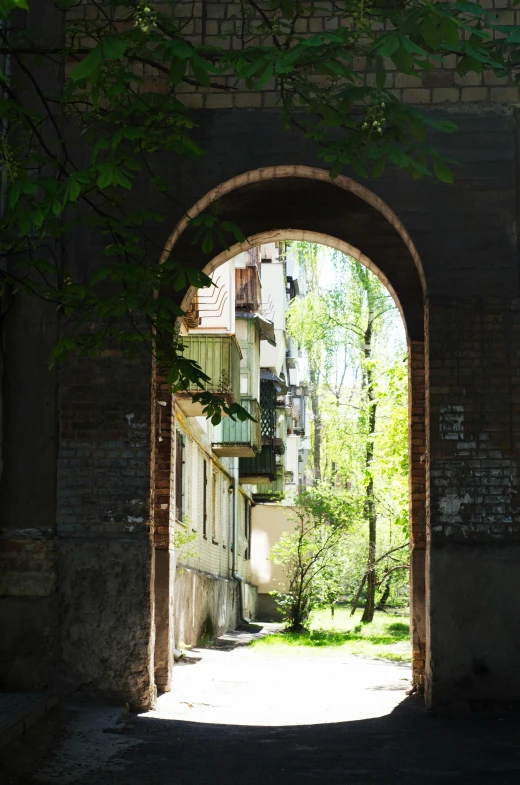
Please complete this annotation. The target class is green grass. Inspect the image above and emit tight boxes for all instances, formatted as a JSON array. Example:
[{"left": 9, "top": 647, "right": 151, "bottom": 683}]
[{"left": 251, "top": 607, "right": 411, "bottom": 663}]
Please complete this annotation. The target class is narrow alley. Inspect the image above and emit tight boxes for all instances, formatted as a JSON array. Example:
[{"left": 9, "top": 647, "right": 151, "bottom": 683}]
[{"left": 11, "top": 628, "right": 520, "bottom": 785}]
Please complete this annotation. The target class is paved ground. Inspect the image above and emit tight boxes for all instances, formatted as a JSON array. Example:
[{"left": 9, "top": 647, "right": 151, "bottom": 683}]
[
  {"left": 5, "top": 629, "right": 520, "bottom": 784},
  {"left": 0, "top": 694, "right": 58, "bottom": 750}
]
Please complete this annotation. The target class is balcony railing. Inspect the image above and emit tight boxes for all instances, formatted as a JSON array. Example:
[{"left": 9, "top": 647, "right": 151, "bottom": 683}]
[
  {"left": 239, "top": 445, "right": 277, "bottom": 484},
  {"left": 212, "top": 398, "right": 262, "bottom": 458},
  {"left": 176, "top": 334, "right": 242, "bottom": 417}
]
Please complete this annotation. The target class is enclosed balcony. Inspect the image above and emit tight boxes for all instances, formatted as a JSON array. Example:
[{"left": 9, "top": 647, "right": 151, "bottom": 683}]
[
  {"left": 176, "top": 334, "right": 242, "bottom": 417},
  {"left": 252, "top": 466, "right": 286, "bottom": 502},
  {"left": 212, "top": 398, "right": 261, "bottom": 458},
  {"left": 239, "top": 445, "right": 277, "bottom": 484},
  {"left": 235, "top": 266, "right": 261, "bottom": 313}
]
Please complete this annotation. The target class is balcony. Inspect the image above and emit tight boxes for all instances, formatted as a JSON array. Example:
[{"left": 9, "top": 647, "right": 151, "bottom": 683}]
[
  {"left": 253, "top": 466, "right": 286, "bottom": 502},
  {"left": 235, "top": 266, "right": 261, "bottom": 313},
  {"left": 212, "top": 398, "right": 261, "bottom": 458},
  {"left": 176, "top": 334, "right": 242, "bottom": 417},
  {"left": 239, "top": 445, "right": 277, "bottom": 484}
]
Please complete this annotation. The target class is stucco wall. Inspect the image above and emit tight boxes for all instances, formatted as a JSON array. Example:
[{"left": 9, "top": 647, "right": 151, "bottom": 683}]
[
  {"left": 251, "top": 503, "right": 298, "bottom": 620},
  {"left": 174, "top": 567, "right": 257, "bottom": 648},
  {"left": 58, "top": 538, "right": 155, "bottom": 708}
]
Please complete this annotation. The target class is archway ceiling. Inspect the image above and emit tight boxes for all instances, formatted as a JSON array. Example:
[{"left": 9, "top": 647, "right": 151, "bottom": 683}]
[{"left": 171, "top": 177, "right": 424, "bottom": 341}]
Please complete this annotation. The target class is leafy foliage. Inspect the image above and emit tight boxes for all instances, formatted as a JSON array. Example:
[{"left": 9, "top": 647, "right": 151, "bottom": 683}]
[
  {"left": 0, "top": 1, "right": 519, "bottom": 413},
  {"left": 287, "top": 246, "right": 409, "bottom": 611},
  {"left": 270, "top": 482, "right": 359, "bottom": 630}
]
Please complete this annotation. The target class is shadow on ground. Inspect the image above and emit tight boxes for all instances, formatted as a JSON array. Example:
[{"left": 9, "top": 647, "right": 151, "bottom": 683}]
[
  {"left": 20, "top": 696, "right": 520, "bottom": 785},
  {"left": 105, "top": 698, "right": 520, "bottom": 784}
]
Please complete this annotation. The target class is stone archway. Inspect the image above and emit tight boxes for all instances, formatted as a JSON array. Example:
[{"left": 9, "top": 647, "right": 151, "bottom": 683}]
[{"left": 153, "top": 166, "right": 427, "bottom": 696}]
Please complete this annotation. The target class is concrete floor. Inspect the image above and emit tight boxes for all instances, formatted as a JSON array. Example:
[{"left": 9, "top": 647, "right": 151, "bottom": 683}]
[{"left": 9, "top": 631, "right": 520, "bottom": 785}]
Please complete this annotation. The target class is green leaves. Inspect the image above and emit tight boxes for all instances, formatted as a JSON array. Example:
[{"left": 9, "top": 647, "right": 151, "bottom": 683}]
[
  {"left": 0, "top": 0, "right": 28, "bottom": 17},
  {"left": 70, "top": 45, "right": 103, "bottom": 82},
  {"left": 95, "top": 164, "right": 133, "bottom": 190},
  {"left": 377, "top": 33, "right": 400, "bottom": 59},
  {"left": 433, "top": 158, "right": 455, "bottom": 184},
  {"left": 5, "top": 0, "right": 520, "bottom": 426},
  {"left": 70, "top": 38, "right": 127, "bottom": 83},
  {"left": 191, "top": 213, "right": 247, "bottom": 256},
  {"left": 102, "top": 37, "right": 128, "bottom": 60}
]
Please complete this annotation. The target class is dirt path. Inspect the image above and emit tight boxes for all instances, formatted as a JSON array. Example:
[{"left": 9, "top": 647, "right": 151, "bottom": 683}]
[{"left": 20, "top": 629, "right": 520, "bottom": 785}]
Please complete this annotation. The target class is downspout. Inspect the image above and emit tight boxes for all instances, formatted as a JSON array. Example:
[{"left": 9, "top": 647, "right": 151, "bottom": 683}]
[{"left": 232, "top": 458, "right": 250, "bottom": 625}]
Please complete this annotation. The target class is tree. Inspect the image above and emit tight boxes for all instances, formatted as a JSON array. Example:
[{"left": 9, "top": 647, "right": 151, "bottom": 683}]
[
  {"left": 270, "top": 483, "right": 356, "bottom": 630},
  {"left": 288, "top": 245, "right": 409, "bottom": 619},
  {"left": 1, "top": 0, "right": 519, "bottom": 412}
]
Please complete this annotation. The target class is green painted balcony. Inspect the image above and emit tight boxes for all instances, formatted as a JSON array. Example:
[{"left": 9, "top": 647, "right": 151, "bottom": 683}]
[
  {"left": 239, "top": 444, "right": 277, "bottom": 484},
  {"left": 176, "top": 334, "right": 242, "bottom": 417},
  {"left": 212, "top": 398, "right": 262, "bottom": 458},
  {"left": 253, "top": 466, "right": 286, "bottom": 502}
]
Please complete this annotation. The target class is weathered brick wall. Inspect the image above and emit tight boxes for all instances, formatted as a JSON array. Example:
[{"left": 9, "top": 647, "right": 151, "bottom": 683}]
[
  {"left": 0, "top": 530, "right": 58, "bottom": 690},
  {"left": 56, "top": 348, "right": 156, "bottom": 707},
  {"left": 2, "top": 0, "right": 519, "bottom": 707},
  {"left": 152, "top": 374, "right": 174, "bottom": 552},
  {"left": 428, "top": 298, "right": 519, "bottom": 544},
  {"left": 68, "top": 0, "right": 520, "bottom": 107},
  {"left": 409, "top": 339, "right": 426, "bottom": 687},
  {"left": 58, "top": 353, "right": 151, "bottom": 532},
  {"left": 425, "top": 298, "right": 520, "bottom": 707}
]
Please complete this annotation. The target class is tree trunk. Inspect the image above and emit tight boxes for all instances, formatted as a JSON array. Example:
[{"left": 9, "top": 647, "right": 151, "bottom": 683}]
[
  {"left": 350, "top": 574, "right": 366, "bottom": 616},
  {"left": 361, "top": 313, "right": 378, "bottom": 624},
  {"left": 377, "top": 579, "right": 391, "bottom": 610},
  {"left": 309, "top": 361, "right": 321, "bottom": 481}
]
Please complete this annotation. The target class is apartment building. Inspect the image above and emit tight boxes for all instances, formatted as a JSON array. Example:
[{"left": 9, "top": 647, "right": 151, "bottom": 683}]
[{"left": 173, "top": 242, "right": 309, "bottom": 645}]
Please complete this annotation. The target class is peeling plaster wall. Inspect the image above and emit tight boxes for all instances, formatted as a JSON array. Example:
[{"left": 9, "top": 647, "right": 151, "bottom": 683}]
[
  {"left": 58, "top": 538, "right": 154, "bottom": 708},
  {"left": 427, "top": 543, "right": 520, "bottom": 707}
]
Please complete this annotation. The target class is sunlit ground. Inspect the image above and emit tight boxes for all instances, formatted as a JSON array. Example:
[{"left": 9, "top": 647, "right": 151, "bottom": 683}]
[
  {"left": 143, "top": 609, "right": 411, "bottom": 727},
  {"left": 251, "top": 607, "right": 411, "bottom": 663}
]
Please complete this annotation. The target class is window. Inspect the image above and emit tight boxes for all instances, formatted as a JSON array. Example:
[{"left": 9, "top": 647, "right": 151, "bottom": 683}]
[
  {"left": 212, "top": 472, "right": 219, "bottom": 543},
  {"left": 175, "top": 430, "right": 185, "bottom": 523},
  {"left": 202, "top": 459, "right": 208, "bottom": 538}
]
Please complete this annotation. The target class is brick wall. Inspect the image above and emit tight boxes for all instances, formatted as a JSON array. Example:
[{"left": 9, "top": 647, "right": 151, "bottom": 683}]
[
  {"left": 409, "top": 339, "right": 427, "bottom": 687},
  {"left": 56, "top": 348, "right": 155, "bottom": 707},
  {"left": 428, "top": 298, "right": 520, "bottom": 543},
  {"left": 0, "top": 530, "right": 58, "bottom": 690},
  {"left": 68, "top": 1, "right": 520, "bottom": 107},
  {"left": 58, "top": 352, "right": 152, "bottom": 533},
  {"left": 153, "top": 373, "right": 175, "bottom": 552}
]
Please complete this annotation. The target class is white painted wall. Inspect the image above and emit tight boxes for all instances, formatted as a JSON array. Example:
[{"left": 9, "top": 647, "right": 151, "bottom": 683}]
[
  {"left": 197, "top": 261, "right": 235, "bottom": 334},
  {"left": 251, "top": 504, "right": 298, "bottom": 594}
]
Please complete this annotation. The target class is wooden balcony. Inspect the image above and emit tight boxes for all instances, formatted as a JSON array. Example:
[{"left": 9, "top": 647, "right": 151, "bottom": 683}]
[
  {"left": 176, "top": 334, "right": 242, "bottom": 417},
  {"left": 212, "top": 398, "right": 262, "bottom": 458},
  {"left": 235, "top": 266, "right": 261, "bottom": 313}
]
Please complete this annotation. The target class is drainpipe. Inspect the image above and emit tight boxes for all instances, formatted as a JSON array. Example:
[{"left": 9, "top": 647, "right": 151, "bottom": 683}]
[{"left": 232, "top": 458, "right": 250, "bottom": 625}]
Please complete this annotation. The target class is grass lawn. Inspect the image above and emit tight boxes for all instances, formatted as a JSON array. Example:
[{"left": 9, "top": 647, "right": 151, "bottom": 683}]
[{"left": 251, "top": 607, "right": 411, "bottom": 663}]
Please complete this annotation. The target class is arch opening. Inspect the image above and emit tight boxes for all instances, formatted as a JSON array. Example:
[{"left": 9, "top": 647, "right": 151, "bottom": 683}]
[{"left": 152, "top": 167, "right": 427, "bottom": 709}]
